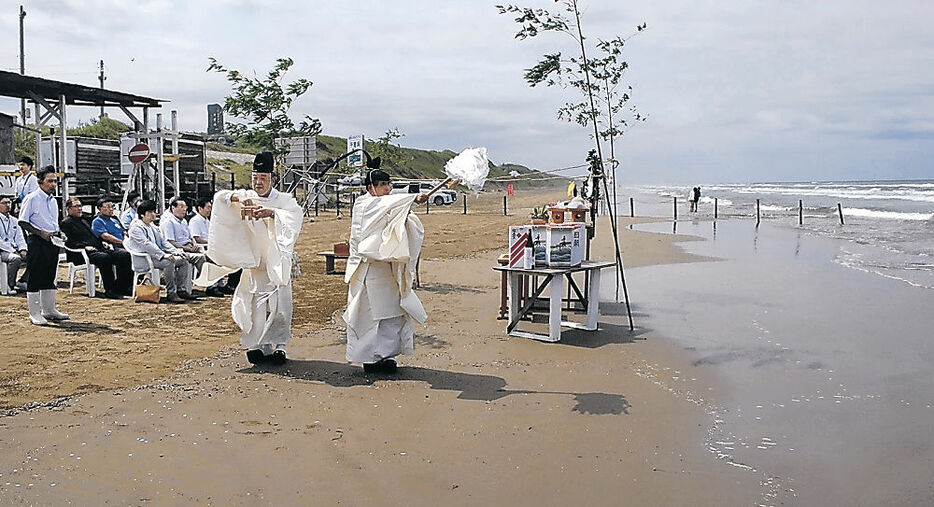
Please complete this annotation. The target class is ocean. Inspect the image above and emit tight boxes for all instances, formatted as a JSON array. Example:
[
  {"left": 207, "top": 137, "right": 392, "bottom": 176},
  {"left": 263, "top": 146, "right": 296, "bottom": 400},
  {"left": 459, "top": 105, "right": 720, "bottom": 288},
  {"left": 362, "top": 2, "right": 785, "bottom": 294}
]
[
  {"left": 607, "top": 181, "right": 934, "bottom": 505},
  {"left": 622, "top": 180, "right": 934, "bottom": 290}
]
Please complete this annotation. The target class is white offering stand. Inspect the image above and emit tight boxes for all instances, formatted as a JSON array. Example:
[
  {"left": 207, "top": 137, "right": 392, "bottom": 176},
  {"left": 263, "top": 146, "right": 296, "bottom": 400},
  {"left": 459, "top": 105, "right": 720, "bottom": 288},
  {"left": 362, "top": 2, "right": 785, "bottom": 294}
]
[{"left": 493, "top": 261, "right": 614, "bottom": 342}]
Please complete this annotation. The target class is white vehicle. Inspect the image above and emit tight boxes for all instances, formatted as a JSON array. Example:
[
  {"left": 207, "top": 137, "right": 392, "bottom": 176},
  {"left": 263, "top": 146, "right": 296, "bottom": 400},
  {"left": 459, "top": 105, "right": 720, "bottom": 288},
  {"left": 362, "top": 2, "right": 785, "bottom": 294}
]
[{"left": 390, "top": 180, "right": 458, "bottom": 205}]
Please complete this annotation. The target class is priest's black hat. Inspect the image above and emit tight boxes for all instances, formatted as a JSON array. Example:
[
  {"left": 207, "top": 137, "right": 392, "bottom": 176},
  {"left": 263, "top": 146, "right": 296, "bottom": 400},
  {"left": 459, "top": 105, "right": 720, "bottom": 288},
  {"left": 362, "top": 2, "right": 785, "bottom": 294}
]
[
  {"left": 364, "top": 152, "right": 381, "bottom": 169},
  {"left": 253, "top": 151, "right": 274, "bottom": 173},
  {"left": 364, "top": 169, "right": 391, "bottom": 187}
]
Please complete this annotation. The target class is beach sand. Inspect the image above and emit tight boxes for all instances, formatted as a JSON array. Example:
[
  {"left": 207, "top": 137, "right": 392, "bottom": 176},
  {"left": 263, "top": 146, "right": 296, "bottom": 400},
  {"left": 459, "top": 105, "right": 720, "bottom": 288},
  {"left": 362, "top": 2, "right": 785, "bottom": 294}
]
[{"left": 0, "top": 190, "right": 757, "bottom": 504}]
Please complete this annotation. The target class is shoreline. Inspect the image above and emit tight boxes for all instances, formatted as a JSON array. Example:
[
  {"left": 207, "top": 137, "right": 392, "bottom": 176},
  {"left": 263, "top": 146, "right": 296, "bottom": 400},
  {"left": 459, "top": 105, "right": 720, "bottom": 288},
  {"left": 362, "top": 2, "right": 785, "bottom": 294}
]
[{"left": 0, "top": 189, "right": 763, "bottom": 504}]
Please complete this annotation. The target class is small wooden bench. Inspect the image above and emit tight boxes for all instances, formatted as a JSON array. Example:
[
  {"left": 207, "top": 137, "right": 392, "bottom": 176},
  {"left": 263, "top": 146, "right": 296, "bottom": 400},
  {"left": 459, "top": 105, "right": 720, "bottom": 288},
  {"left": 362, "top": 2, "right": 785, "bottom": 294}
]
[{"left": 318, "top": 251, "right": 349, "bottom": 274}]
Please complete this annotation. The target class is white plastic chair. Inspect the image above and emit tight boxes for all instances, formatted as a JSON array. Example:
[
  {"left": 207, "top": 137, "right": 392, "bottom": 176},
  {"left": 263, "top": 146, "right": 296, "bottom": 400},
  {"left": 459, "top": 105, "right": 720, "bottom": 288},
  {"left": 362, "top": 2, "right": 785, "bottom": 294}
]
[
  {"left": 62, "top": 246, "right": 102, "bottom": 297},
  {"left": 0, "top": 261, "right": 10, "bottom": 295},
  {"left": 122, "top": 243, "right": 161, "bottom": 297}
]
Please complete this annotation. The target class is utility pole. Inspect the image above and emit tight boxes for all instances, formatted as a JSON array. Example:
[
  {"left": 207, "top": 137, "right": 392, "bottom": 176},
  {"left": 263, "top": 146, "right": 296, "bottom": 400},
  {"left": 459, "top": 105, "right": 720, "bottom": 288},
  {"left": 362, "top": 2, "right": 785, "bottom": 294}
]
[
  {"left": 19, "top": 5, "right": 26, "bottom": 125},
  {"left": 98, "top": 59, "right": 106, "bottom": 119}
]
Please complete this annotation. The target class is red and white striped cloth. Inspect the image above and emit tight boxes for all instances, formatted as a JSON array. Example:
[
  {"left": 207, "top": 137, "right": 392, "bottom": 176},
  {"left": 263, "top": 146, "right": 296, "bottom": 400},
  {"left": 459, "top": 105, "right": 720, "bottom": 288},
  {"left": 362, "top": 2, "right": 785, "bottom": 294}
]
[{"left": 509, "top": 232, "right": 529, "bottom": 268}]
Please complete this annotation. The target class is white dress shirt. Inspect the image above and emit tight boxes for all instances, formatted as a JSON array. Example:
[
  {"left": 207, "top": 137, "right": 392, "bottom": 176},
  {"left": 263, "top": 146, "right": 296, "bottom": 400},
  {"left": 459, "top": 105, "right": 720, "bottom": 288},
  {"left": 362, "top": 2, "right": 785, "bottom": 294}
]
[{"left": 18, "top": 189, "right": 60, "bottom": 234}]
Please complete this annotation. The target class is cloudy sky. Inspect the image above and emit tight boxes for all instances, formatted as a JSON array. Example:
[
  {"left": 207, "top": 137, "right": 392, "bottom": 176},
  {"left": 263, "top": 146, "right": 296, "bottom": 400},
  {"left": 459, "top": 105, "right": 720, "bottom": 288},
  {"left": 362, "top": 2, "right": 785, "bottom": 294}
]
[{"left": 2, "top": 0, "right": 933, "bottom": 183}]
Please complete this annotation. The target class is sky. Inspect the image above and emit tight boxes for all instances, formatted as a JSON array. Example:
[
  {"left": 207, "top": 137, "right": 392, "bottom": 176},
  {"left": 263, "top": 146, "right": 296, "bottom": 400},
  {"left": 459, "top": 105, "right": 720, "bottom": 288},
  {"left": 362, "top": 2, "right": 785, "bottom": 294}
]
[{"left": 2, "top": 0, "right": 933, "bottom": 184}]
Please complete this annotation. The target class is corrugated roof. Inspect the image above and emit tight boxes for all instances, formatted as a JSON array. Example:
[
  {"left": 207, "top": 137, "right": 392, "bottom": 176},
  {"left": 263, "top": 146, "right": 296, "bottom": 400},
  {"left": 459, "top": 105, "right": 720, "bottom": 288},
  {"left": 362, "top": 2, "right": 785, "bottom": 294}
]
[{"left": 0, "top": 70, "right": 165, "bottom": 108}]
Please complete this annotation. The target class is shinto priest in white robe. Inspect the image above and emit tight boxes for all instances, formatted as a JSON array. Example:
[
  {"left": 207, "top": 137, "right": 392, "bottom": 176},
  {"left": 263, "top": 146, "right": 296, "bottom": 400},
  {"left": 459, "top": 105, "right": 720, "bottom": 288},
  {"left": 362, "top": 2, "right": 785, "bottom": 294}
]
[
  {"left": 194, "top": 188, "right": 303, "bottom": 354},
  {"left": 343, "top": 192, "right": 427, "bottom": 363}
]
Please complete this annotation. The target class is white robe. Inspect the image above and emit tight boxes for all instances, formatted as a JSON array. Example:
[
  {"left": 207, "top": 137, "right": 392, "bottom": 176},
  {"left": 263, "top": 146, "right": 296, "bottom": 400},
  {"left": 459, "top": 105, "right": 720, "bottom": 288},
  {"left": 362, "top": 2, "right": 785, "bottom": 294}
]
[
  {"left": 343, "top": 193, "right": 427, "bottom": 363},
  {"left": 195, "top": 188, "right": 303, "bottom": 353}
]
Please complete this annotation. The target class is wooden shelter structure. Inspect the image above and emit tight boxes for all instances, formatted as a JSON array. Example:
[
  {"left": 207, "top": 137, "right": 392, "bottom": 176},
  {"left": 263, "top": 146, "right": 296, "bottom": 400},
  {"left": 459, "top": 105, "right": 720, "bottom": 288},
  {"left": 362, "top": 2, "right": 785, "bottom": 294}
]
[{"left": 0, "top": 69, "right": 179, "bottom": 212}]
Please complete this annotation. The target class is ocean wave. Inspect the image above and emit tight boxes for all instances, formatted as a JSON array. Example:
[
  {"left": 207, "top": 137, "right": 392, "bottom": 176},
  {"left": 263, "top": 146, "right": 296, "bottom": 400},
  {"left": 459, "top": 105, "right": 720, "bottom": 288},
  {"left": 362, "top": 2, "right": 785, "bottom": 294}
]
[
  {"left": 702, "top": 184, "right": 934, "bottom": 203},
  {"left": 759, "top": 204, "right": 793, "bottom": 212},
  {"left": 842, "top": 208, "right": 934, "bottom": 221},
  {"left": 700, "top": 196, "right": 732, "bottom": 206}
]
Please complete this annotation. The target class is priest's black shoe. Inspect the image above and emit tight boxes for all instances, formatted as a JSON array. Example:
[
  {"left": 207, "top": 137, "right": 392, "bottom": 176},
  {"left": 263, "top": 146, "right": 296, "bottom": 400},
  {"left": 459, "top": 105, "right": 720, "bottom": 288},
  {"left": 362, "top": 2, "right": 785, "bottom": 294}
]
[
  {"left": 268, "top": 350, "right": 287, "bottom": 365},
  {"left": 363, "top": 359, "right": 397, "bottom": 373},
  {"left": 246, "top": 349, "right": 265, "bottom": 365}
]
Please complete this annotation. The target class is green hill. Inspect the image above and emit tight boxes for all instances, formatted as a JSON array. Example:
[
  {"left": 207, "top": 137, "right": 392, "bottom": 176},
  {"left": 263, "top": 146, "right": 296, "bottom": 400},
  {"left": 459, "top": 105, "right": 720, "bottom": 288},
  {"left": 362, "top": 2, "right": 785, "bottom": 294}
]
[
  {"left": 208, "top": 134, "right": 551, "bottom": 190},
  {"left": 13, "top": 116, "right": 553, "bottom": 191}
]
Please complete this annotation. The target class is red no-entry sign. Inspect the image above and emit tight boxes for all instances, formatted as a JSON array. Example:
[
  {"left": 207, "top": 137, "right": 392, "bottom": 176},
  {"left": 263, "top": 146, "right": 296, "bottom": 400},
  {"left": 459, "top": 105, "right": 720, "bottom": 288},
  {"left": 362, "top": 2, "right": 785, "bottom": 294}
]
[{"left": 128, "top": 143, "right": 151, "bottom": 164}]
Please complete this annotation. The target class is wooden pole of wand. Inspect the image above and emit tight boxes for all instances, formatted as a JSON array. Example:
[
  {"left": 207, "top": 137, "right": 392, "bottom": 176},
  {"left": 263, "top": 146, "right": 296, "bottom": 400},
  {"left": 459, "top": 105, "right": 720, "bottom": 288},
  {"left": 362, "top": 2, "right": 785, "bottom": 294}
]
[{"left": 598, "top": 174, "right": 634, "bottom": 332}]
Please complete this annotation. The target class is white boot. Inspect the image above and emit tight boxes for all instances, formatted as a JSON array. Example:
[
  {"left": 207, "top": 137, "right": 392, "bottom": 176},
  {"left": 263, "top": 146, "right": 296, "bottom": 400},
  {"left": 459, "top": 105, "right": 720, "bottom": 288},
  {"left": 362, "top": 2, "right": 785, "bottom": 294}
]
[
  {"left": 39, "top": 289, "right": 69, "bottom": 321},
  {"left": 27, "top": 292, "right": 49, "bottom": 326}
]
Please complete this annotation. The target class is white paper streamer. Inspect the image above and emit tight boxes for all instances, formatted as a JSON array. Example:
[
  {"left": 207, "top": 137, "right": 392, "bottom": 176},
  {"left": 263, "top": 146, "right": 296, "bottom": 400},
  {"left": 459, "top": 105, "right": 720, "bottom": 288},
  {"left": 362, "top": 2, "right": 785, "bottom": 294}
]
[{"left": 444, "top": 147, "right": 490, "bottom": 193}]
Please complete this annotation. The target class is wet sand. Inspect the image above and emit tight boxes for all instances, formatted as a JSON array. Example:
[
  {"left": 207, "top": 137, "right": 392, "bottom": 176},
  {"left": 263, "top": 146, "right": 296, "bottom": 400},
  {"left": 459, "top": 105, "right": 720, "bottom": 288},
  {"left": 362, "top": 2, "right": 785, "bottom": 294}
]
[
  {"left": 626, "top": 218, "right": 934, "bottom": 506},
  {"left": 0, "top": 190, "right": 759, "bottom": 504}
]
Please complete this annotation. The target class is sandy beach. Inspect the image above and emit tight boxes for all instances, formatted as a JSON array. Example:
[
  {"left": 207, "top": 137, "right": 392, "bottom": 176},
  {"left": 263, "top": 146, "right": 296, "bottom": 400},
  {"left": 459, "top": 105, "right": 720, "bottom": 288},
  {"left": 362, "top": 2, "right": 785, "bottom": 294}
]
[{"left": 0, "top": 189, "right": 759, "bottom": 505}]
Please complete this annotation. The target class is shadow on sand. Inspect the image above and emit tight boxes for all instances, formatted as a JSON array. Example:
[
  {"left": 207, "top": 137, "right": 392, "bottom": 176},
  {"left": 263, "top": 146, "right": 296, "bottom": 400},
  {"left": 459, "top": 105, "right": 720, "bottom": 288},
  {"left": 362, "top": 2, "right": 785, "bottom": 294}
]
[
  {"left": 56, "top": 320, "right": 123, "bottom": 334},
  {"left": 239, "top": 359, "right": 631, "bottom": 415}
]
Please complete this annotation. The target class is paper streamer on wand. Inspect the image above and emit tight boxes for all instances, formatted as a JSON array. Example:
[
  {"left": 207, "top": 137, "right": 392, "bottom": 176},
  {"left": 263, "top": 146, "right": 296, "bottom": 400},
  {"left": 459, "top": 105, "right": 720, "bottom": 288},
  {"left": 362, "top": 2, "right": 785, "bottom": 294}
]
[{"left": 444, "top": 147, "right": 489, "bottom": 193}]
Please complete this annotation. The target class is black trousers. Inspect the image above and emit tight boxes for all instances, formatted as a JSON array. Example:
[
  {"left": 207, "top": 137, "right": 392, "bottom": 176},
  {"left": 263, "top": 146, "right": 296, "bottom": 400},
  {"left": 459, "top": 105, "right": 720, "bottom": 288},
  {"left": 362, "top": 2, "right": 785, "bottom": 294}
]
[
  {"left": 85, "top": 250, "right": 116, "bottom": 292},
  {"left": 111, "top": 247, "right": 133, "bottom": 294},
  {"left": 26, "top": 235, "right": 59, "bottom": 292}
]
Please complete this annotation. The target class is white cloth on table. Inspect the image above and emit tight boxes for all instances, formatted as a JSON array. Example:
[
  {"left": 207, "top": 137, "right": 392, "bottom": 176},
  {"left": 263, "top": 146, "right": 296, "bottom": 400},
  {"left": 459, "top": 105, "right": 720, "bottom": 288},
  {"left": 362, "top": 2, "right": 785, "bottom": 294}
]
[
  {"left": 343, "top": 193, "right": 426, "bottom": 364},
  {"left": 195, "top": 188, "right": 303, "bottom": 353}
]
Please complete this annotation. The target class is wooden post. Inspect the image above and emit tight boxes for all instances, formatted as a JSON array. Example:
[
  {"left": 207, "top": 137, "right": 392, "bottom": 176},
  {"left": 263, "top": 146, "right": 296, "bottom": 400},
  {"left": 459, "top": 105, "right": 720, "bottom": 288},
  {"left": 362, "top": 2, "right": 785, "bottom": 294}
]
[
  {"left": 314, "top": 182, "right": 319, "bottom": 216},
  {"left": 629, "top": 197, "right": 634, "bottom": 218},
  {"left": 673, "top": 197, "right": 677, "bottom": 220},
  {"left": 230, "top": 172, "right": 235, "bottom": 190},
  {"left": 463, "top": 193, "right": 467, "bottom": 214},
  {"left": 798, "top": 199, "right": 803, "bottom": 225},
  {"left": 211, "top": 171, "right": 216, "bottom": 195},
  {"left": 714, "top": 197, "right": 718, "bottom": 219},
  {"left": 336, "top": 186, "right": 340, "bottom": 216},
  {"left": 756, "top": 198, "right": 761, "bottom": 227},
  {"left": 426, "top": 197, "right": 430, "bottom": 214},
  {"left": 503, "top": 195, "right": 508, "bottom": 216},
  {"left": 837, "top": 203, "right": 845, "bottom": 225}
]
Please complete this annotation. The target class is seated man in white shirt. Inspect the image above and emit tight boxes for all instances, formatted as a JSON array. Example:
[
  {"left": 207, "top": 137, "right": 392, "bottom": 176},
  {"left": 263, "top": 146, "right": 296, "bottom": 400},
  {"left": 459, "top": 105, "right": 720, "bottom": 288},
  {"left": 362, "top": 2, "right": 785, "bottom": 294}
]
[
  {"left": 125, "top": 199, "right": 192, "bottom": 304},
  {"left": 0, "top": 197, "right": 28, "bottom": 294},
  {"left": 189, "top": 196, "right": 229, "bottom": 297},
  {"left": 160, "top": 197, "right": 206, "bottom": 299}
]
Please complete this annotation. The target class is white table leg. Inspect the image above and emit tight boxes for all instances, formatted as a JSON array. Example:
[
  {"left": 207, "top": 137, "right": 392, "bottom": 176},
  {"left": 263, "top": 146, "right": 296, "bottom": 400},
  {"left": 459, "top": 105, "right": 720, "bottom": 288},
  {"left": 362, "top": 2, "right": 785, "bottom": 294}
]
[
  {"left": 507, "top": 272, "right": 520, "bottom": 324},
  {"left": 549, "top": 274, "right": 564, "bottom": 341},
  {"left": 585, "top": 267, "right": 601, "bottom": 330}
]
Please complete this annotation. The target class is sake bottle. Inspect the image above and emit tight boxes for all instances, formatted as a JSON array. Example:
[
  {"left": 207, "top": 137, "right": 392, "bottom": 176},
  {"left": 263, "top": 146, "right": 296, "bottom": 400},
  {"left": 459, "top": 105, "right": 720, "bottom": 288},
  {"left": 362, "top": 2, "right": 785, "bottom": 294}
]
[{"left": 523, "top": 233, "right": 534, "bottom": 269}]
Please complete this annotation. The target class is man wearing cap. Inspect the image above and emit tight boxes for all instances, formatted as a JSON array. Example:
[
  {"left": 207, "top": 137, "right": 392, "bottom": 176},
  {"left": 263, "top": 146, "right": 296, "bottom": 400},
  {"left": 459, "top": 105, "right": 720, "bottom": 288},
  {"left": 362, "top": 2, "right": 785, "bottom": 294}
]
[
  {"left": 343, "top": 164, "right": 429, "bottom": 373},
  {"left": 18, "top": 166, "right": 69, "bottom": 325},
  {"left": 196, "top": 151, "right": 303, "bottom": 365}
]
